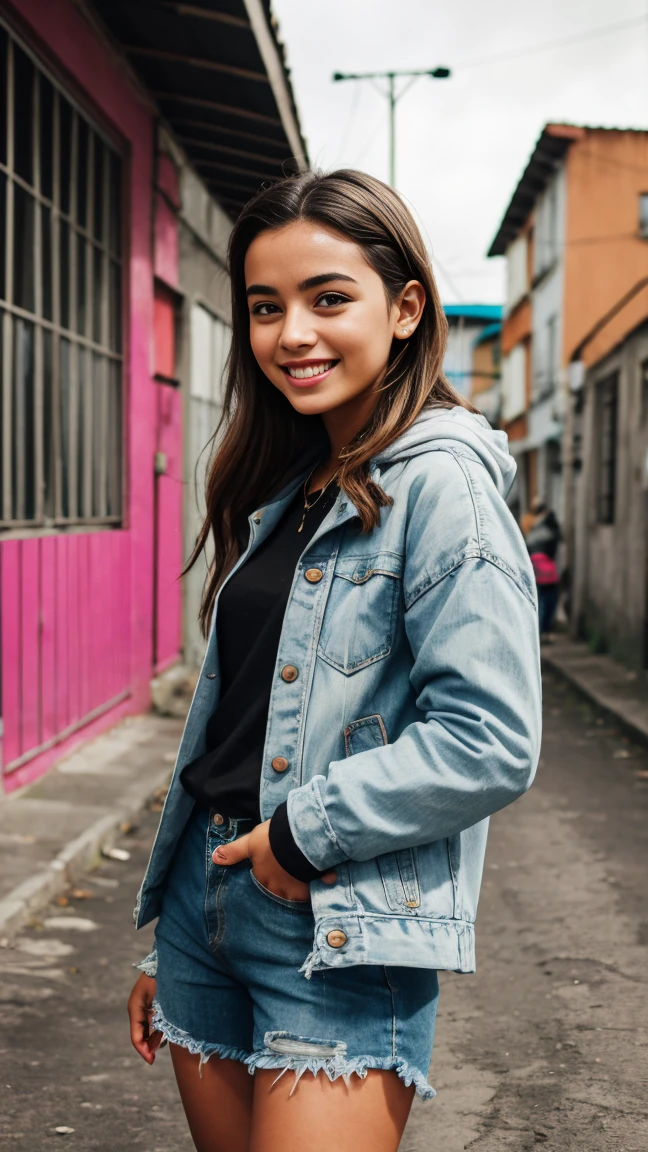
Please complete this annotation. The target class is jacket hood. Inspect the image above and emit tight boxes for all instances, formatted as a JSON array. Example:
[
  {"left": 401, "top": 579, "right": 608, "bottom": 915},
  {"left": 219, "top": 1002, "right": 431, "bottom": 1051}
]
[{"left": 374, "top": 406, "right": 516, "bottom": 498}]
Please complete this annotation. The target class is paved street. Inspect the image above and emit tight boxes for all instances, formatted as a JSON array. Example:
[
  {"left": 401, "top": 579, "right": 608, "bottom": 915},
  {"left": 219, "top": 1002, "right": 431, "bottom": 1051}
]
[{"left": 1, "top": 669, "right": 647, "bottom": 1151}]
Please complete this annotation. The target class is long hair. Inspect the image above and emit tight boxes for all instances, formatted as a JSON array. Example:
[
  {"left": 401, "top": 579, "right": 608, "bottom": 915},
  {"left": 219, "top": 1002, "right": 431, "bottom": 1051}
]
[{"left": 186, "top": 168, "right": 477, "bottom": 635}]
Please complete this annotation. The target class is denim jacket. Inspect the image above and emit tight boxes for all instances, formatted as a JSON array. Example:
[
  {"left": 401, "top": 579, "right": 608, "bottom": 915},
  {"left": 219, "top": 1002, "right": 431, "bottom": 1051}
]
[{"left": 135, "top": 407, "right": 542, "bottom": 978}]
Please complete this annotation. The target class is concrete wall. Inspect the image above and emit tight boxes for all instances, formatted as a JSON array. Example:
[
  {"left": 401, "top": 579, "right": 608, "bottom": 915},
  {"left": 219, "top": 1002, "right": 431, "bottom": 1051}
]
[
  {"left": 174, "top": 163, "right": 233, "bottom": 669},
  {"left": 573, "top": 323, "right": 648, "bottom": 668},
  {"left": 564, "top": 131, "right": 648, "bottom": 367}
]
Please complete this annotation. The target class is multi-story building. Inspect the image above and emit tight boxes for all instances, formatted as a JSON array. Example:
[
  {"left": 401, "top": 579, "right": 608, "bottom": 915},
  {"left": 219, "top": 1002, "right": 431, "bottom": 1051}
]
[
  {"left": 488, "top": 123, "right": 648, "bottom": 533},
  {"left": 0, "top": 0, "right": 306, "bottom": 790},
  {"left": 469, "top": 320, "right": 502, "bottom": 427},
  {"left": 443, "top": 304, "right": 502, "bottom": 410}
]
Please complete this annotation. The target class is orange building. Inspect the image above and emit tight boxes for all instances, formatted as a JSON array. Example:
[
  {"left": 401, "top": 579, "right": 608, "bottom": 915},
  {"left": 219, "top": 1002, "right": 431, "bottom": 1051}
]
[{"left": 489, "top": 124, "right": 648, "bottom": 530}]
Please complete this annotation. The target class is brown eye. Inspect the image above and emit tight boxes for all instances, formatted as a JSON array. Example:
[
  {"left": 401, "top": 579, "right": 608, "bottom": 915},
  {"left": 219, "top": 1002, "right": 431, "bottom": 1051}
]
[
  {"left": 316, "top": 292, "right": 350, "bottom": 307},
  {"left": 252, "top": 302, "right": 281, "bottom": 316}
]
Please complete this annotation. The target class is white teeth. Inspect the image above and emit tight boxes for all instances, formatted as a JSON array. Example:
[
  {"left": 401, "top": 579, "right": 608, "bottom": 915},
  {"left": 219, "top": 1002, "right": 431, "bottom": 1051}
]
[{"left": 286, "top": 361, "right": 334, "bottom": 379}]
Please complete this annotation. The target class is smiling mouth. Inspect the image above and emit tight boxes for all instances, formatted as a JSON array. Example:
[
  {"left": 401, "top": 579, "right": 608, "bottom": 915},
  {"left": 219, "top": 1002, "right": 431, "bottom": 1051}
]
[{"left": 281, "top": 360, "right": 338, "bottom": 381}]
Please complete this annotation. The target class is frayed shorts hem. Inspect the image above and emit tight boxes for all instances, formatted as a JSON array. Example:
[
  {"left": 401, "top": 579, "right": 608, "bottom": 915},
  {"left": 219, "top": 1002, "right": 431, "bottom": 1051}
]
[{"left": 151, "top": 1000, "right": 436, "bottom": 1101}]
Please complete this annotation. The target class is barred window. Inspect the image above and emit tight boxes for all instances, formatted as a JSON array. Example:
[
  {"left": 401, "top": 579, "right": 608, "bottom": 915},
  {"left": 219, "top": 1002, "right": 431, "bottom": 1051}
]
[
  {"left": 0, "top": 20, "right": 123, "bottom": 530},
  {"left": 596, "top": 372, "right": 618, "bottom": 525}
]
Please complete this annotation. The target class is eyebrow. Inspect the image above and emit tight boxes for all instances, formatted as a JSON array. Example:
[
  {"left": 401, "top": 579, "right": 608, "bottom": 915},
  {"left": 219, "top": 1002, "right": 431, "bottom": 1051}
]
[
  {"left": 246, "top": 283, "right": 278, "bottom": 297},
  {"left": 245, "top": 272, "right": 357, "bottom": 298},
  {"left": 298, "top": 272, "right": 357, "bottom": 291}
]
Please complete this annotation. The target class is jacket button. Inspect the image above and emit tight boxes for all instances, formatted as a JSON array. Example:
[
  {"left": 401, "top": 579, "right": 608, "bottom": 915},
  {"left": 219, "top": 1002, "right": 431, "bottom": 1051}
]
[
  {"left": 281, "top": 664, "right": 298, "bottom": 682},
  {"left": 304, "top": 568, "right": 323, "bottom": 583},
  {"left": 271, "top": 756, "right": 289, "bottom": 773},
  {"left": 206, "top": 672, "right": 217, "bottom": 680},
  {"left": 327, "top": 929, "right": 347, "bottom": 948},
  {"left": 213, "top": 813, "right": 225, "bottom": 826}
]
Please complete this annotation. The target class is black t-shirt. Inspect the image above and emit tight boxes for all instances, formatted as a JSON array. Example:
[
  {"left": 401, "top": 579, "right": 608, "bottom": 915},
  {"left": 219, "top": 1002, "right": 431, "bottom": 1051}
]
[{"left": 180, "top": 482, "right": 338, "bottom": 827}]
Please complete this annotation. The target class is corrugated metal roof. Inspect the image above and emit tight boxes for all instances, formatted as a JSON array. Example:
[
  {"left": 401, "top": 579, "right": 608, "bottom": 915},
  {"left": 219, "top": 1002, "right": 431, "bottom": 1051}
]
[{"left": 90, "top": 0, "right": 307, "bottom": 217}]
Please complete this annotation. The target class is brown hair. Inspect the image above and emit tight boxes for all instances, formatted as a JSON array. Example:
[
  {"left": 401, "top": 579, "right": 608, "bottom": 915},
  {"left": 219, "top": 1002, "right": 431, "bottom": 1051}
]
[{"left": 186, "top": 168, "right": 477, "bottom": 635}]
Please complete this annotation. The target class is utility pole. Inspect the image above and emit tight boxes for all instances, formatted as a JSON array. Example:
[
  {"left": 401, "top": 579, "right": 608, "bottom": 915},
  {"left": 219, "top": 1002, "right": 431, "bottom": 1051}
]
[{"left": 333, "top": 66, "right": 451, "bottom": 187}]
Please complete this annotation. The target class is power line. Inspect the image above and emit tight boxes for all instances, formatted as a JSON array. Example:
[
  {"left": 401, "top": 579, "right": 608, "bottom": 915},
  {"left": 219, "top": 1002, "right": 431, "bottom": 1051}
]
[
  {"left": 431, "top": 255, "right": 466, "bottom": 303},
  {"left": 332, "top": 67, "right": 451, "bottom": 185},
  {"left": 456, "top": 13, "right": 648, "bottom": 71},
  {"left": 353, "top": 110, "right": 391, "bottom": 165},
  {"left": 334, "top": 81, "right": 363, "bottom": 164}
]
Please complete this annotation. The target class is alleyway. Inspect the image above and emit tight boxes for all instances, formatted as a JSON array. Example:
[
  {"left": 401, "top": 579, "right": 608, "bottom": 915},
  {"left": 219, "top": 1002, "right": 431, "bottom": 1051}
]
[{"left": 1, "top": 670, "right": 647, "bottom": 1151}]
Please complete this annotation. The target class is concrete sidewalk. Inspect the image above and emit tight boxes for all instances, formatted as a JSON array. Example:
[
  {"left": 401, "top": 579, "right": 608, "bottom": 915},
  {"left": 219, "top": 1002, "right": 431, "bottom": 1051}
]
[
  {"left": 542, "top": 635, "right": 648, "bottom": 744},
  {"left": 0, "top": 713, "right": 183, "bottom": 938}
]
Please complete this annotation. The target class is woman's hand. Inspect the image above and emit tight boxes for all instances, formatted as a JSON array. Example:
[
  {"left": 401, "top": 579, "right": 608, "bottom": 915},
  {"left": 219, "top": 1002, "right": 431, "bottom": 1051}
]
[
  {"left": 212, "top": 820, "right": 336, "bottom": 901},
  {"left": 128, "top": 973, "right": 165, "bottom": 1065}
]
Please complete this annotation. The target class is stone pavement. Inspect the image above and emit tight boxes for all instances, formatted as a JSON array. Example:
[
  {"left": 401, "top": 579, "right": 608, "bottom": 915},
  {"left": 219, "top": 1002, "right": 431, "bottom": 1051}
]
[
  {"left": 0, "top": 714, "right": 184, "bottom": 938},
  {"left": 542, "top": 636, "right": 648, "bottom": 745}
]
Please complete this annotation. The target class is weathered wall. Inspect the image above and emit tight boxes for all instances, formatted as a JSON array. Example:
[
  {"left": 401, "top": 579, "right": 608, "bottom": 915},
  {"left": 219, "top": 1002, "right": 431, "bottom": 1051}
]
[
  {"left": 175, "top": 163, "right": 232, "bottom": 669},
  {"left": 574, "top": 323, "right": 648, "bottom": 668},
  {"left": 564, "top": 131, "right": 648, "bottom": 365}
]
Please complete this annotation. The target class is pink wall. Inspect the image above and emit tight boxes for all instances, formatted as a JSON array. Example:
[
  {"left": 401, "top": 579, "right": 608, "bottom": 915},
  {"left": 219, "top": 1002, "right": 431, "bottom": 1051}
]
[
  {"left": 1, "top": 533, "right": 132, "bottom": 783},
  {"left": 153, "top": 154, "right": 183, "bottom": 676},
  {"left": 0, "top": 0, "right": 177, "bottom": 790},
  {"left": 154, "top": 383, "right": 183, "bottom": 673}
]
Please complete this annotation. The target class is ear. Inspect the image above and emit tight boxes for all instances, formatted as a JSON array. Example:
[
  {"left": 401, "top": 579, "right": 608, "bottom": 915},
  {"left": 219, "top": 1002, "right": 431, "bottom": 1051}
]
[{"left": 393, "top": 280, "right": 426, "bottom": 341}]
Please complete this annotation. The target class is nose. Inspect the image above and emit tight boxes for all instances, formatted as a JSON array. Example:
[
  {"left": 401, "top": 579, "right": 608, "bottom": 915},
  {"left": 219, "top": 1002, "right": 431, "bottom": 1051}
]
[{"left": 279, "top": 305, "right": 317, "bottom": 351}]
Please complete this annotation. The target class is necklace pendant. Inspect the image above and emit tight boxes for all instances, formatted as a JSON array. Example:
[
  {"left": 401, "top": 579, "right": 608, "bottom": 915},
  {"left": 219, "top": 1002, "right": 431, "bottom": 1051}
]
[{"left": 297, "top": 511, "right": 306, "bottom": 533}]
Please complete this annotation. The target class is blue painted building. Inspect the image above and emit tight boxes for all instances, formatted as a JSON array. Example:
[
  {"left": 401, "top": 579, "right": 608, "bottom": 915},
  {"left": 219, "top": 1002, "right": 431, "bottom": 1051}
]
[{"left": 443, "top": 305, "right": 503, "bottom": 407}]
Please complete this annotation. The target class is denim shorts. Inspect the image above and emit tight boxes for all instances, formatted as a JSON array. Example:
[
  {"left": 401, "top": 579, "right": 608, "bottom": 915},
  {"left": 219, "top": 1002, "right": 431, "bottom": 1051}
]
[{"left": 152, "top": 804, "right": 440, "bottom": 1099}]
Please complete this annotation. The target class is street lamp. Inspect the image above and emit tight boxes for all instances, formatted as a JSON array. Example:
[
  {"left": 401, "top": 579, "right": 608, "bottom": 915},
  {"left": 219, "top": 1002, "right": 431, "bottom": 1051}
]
[{"left": 332, "top": 67, "right": 451, "bottom": 186}]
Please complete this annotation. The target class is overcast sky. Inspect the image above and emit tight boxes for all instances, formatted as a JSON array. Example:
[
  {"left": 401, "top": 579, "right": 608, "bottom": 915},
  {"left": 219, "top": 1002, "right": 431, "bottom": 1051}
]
[{"left": 271, "top": 0, "right": 648, "bottom": 304}]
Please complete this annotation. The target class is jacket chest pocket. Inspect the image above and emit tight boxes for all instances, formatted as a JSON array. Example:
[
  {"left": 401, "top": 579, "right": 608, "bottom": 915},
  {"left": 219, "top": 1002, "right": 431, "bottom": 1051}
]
[
  {"left": 318, "top": 552, "right": 403, "bottom": 674},
  {"left": 344, "top": 713, "right": 421, "bottom": 913}
]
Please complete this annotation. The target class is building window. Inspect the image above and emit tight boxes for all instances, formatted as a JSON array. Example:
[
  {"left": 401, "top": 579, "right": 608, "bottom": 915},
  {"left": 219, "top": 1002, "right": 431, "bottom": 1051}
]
[
  {"left": 0, "top": 21, "right": 123, "bottom": 530},
  {"left": 596, "top": 373, "right": 618, "bottom": 525},
  {"left": 640, "top": 193, "right": 648, "bottom": 239},
  {"left": 534, "top": 178, "right": 560, "bottom": 277}
]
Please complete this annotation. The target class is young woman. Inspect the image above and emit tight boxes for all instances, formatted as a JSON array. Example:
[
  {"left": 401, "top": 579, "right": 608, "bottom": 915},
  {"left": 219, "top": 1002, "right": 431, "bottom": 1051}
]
[{"left": 128, "top": 169, "right": 542, "bottom": 1152}]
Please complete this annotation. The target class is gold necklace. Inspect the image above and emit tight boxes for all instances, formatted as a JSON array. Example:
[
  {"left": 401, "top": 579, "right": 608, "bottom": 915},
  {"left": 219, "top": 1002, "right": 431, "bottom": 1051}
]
[{"left": 298, "top": 465, "right": 339, "bottom": 533}]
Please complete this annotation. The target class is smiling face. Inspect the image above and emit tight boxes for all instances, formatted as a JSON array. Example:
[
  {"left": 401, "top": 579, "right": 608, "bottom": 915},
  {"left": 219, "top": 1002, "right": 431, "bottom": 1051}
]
[{"left": 244, "top": 220, "right": 424, "bottom": 434}]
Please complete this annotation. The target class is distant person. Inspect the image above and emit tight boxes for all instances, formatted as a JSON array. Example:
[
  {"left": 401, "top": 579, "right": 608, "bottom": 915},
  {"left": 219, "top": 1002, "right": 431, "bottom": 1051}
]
[
  {"left": 520, "top": 495, "right": 541, "bottom": 540},
  {"left": 525, "top": 500, "right": 561, "bottom": 640},
  {"left": 127, "top": 169, "right": 541, "bottom": 1152}
]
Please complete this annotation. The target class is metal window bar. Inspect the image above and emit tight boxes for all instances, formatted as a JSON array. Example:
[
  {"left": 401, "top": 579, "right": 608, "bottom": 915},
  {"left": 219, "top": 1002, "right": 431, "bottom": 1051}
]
[
  {"left": 0, "top": 17, "right": 124, "bottom": 533},
  {"left": 33, "top": 60, "right": 43, "bottom": 523},
  {"left": 67, "top": 109, "right": 79, "bottom": 521},
  {"left": 52, "top": 85, "right": 62, "bottom": 523},
  {"left": 2, "top": 38, "right": 15, "bottom": 523},
  {"left": 83, "top": 129, "right": 94, "bottom": 520},
  {"left": 98, "top": 141, "right": 110, "bottom": 519}
]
